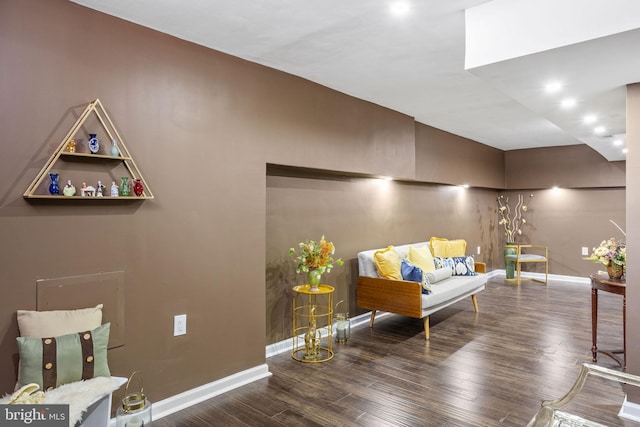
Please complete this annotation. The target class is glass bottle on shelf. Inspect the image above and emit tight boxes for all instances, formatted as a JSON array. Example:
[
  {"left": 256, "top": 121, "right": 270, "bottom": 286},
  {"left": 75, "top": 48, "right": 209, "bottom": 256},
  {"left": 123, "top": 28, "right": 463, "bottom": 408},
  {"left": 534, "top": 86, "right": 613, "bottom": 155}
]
[
  {"left": 110, "top": 139, "right": 119, "bottom": 156},
  {"left": 119, "top": 177, "right": 130, "bottom": 196}
]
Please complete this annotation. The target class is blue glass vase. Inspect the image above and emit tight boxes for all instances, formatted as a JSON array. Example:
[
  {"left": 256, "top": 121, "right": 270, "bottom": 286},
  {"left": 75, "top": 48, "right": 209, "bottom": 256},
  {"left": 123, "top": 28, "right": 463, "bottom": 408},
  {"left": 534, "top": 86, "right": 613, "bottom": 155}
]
[{"left": 48, "top": 173, "right": 60, "bottom": 195}]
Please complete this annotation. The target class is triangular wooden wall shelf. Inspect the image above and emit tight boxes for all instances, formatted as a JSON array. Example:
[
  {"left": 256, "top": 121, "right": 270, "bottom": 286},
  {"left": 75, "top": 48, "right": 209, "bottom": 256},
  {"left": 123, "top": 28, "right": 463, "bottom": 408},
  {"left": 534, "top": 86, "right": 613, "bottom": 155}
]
[{"left": 24, "top": 99, "right": 154, "bottom": 200}]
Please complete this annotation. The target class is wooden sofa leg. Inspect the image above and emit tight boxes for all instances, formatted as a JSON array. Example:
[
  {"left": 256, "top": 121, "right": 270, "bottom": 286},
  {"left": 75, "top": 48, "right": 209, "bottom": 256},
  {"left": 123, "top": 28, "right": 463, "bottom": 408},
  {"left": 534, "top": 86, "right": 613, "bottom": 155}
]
[
  {"left": 471, "top": 294, "right": 479, "bottom": 312},
  {"left": 369, "top": 310, "right": 377, "bottom": 327},
  {"left": 424, "top": 316, "right": 430, "bottom": 340}
]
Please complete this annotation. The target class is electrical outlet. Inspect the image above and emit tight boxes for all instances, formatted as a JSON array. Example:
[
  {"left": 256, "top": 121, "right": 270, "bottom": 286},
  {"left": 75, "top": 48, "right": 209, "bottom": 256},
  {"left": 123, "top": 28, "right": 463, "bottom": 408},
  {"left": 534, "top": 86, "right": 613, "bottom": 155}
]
[
  {"left": 174, "top": 314, "right": 187, "bottom": 336},
  {"left": 582, "top": 247, "right": 589, "bottom": 256},
  {"left": 477, "top": 246, "right": 481, "bottom": 255}
]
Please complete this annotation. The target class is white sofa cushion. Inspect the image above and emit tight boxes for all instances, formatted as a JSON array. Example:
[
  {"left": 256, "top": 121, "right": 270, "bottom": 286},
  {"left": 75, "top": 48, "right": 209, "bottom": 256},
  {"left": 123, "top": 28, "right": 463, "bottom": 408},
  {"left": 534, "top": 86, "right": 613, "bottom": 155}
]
[{"left": 421, "top": 274, "right": 486, "bottom": 315}]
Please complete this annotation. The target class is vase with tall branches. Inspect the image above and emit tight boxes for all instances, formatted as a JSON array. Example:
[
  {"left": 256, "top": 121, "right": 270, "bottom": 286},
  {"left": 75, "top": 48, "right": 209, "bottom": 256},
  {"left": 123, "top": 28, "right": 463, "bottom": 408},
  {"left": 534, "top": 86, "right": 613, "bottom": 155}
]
[{"left": 497, "top": 193, "right": 533, "bottom": 243}]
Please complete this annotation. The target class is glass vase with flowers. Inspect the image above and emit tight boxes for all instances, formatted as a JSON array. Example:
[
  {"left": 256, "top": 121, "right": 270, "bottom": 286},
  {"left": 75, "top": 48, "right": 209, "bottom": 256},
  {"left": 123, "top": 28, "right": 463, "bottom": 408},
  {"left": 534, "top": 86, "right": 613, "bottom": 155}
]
[{"left": 289, "top": 235, "right": 343, "bottom": 292}]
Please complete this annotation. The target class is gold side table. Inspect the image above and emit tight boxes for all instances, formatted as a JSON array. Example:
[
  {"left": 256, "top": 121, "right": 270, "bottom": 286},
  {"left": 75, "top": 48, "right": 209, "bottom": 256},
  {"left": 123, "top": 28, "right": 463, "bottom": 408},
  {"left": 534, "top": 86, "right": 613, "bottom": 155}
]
[{"left": 292, "top": 284, "right": 334, "bottom": 363}]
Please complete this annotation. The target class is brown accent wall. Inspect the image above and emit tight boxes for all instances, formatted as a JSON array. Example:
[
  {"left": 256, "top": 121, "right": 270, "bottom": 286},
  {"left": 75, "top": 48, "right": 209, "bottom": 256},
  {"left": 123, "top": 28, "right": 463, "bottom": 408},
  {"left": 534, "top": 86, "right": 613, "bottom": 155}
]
[
  {"left": 415, "top": 123, "right": 505, "bottom": 188},
  {"left": 0, "top": 0, "right": 415, "bottom": 398},
  {"left": 0, "top": 0, "right": 634, "bottom": 410},
  {"left": 266, "top": 168, "right": 500, "bottom": 344},
  {"left": 0, "top": 0, "right": 494, "bottom": 398},
  {"left": 497, "top": 189, "right": 625, "bottom": 276},
  {"left": 505, "top": 144, "right": 625, "bottom": 189}
]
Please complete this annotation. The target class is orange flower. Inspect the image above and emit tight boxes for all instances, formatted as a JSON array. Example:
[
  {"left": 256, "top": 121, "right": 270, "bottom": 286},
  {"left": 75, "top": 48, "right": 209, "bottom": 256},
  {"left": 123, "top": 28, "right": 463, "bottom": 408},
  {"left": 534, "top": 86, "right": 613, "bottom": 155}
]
[{"left": 288, "top": 235, "right": 344, "bottom": 274}]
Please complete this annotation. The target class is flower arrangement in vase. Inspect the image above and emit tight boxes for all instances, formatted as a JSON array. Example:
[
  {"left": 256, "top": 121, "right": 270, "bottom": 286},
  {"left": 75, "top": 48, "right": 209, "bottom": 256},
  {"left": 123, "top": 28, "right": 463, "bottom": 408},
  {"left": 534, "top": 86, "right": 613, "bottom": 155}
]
[
  {"left": 289, "top": 235, "right": 343, "bottom": 291},
  {"left": 583, "top": 220, "right": 626, "bottom": 279},
  {"left": 584, "top": 237, "right": 626, "bottom": 279}
]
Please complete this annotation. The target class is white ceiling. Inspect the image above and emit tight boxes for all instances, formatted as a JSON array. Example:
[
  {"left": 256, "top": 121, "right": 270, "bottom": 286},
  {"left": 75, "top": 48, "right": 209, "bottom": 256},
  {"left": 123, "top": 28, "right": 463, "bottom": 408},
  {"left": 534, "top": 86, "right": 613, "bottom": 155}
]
[{"left": 70, "top": 0, "right": 640, "bottom": 161}]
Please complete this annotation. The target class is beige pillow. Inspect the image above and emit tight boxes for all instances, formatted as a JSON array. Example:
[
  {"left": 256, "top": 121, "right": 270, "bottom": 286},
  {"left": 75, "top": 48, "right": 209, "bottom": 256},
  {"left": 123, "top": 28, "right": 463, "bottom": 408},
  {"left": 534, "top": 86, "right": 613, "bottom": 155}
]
[
  {"left": 17, "top": 304, "right": 103, "bottom": 338},
  {"left": 407, "top": 246, "right": 436, "bottom": 273}
]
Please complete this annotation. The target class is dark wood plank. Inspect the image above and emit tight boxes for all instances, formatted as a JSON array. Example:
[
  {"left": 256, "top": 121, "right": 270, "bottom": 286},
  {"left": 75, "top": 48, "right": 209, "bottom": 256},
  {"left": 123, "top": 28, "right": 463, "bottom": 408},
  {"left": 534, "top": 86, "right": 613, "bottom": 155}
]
[{"left": 153, "top": 278, "right": 634, "bottom": 426}]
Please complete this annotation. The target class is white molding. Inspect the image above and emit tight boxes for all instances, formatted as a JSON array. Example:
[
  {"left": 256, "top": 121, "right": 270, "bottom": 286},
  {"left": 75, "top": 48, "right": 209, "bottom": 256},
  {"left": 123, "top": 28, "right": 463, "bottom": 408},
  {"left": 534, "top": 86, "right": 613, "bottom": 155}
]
[
  {"left": 109, "top": 364, "right": 272, "bottom": 425},
  {"left": 265, "top": 311, "right": 390, "bottom": 358},
  {"left": 619, "top": 395, "right": 640, "bottom": 422},
  {"left": 492, "top": 269, "right": 591, "bottom": 285}
]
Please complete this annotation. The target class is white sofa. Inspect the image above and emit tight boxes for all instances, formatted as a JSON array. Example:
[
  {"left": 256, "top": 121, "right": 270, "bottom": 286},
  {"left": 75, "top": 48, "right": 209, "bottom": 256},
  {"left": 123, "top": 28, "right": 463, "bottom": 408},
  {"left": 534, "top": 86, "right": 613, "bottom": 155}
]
[{"left": 357, "top": 242, "right": 487, "bottom": 339}]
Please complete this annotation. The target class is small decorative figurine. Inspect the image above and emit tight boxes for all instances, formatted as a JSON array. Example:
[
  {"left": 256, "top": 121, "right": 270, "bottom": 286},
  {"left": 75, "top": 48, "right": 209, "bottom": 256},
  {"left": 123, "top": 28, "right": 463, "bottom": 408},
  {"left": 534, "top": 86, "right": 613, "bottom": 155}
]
[
  {"left": 48, "top": 173, "right": 60, "bottom": 195},
  {"left": 82, "top": 184, "right": 96, "bottom": 197},
  {"left": 62, "top": 180, "right": 76, "bottom": 197},
  {"left": 96, "top": 180, "right": 105, "bottom": 197},
  {"left": 133, "top": 179, "right": 144, "bottom": 197},
  {"left": 119, "top": 177, "right": 130, "bottom": 196},
  {"left": 110, "top": 139, "right": 119, "bottom": 157},
  {"left": 66, "top": 138, "right": 76, "bottom": 153},
  {"left": 110, "top": 181, "right": 119, "bottom": 197},
  {"left": 88, "top": 133, "right": 99, "bottom": 154},
  {"left": 80, "top": 182, "right": 96, "bottom": 197}
]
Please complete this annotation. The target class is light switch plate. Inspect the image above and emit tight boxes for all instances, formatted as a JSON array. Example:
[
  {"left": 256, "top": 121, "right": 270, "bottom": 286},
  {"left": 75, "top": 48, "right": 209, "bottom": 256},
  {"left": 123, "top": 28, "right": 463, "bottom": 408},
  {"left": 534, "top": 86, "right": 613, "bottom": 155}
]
[
  {"left": 582, "top": 247, "right": 590, "bottom": 256},
  {"left": 174, "top": 314, "right": 187, "bottom": 336}
]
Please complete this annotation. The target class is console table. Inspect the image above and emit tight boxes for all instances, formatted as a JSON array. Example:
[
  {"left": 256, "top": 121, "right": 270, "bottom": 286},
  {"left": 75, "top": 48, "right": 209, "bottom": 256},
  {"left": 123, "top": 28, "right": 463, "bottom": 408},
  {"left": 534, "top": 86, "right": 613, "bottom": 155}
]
[{"left": 590, "top": 273, "right": 626, "bottom": 370}]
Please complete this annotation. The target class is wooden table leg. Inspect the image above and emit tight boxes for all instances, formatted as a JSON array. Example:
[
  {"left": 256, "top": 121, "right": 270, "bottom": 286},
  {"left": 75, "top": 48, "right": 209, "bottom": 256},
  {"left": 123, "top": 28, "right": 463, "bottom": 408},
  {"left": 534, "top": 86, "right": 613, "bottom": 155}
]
[{"left": 591, "top": 287, "right": 598, "bottom": 362}]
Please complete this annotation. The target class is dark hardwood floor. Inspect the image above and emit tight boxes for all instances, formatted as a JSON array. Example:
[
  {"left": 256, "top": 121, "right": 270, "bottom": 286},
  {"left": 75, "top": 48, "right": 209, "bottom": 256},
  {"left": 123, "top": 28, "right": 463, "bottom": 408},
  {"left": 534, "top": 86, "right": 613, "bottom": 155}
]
[{"left": 153, "top": 276, "right": 634, "bottom": 426}]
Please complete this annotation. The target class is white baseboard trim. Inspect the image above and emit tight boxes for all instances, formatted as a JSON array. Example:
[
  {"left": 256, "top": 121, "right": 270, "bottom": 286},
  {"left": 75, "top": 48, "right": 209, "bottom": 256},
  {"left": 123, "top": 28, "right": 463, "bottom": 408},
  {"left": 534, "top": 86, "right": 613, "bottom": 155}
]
[
  {"left": 109, "top": 364, "right": 272, "bottom": 425},
  {"left": 265, "top": 310, "right": 390, "bottom": 358},
  {"left": 491, "top": 269, "right": 590, "bottom": 284},
  {"left": 619, "top": 395, "right": 640, "bottom": 422}
]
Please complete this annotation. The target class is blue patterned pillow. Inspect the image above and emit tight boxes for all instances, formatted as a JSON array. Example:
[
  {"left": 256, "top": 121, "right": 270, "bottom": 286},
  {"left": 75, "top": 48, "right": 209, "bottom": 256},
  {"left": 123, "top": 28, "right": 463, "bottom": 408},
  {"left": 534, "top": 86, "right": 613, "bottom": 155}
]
[
  {"left": 401, "top": 259, "right": 431, "bottom": 294},
  {"left": 433, "top": 255, "right": 477, "bottom": 276}
]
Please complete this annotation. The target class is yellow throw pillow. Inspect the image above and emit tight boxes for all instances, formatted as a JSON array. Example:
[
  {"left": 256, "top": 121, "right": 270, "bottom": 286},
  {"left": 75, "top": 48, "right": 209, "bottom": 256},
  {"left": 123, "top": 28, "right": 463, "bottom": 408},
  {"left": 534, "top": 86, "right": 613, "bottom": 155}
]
[
  {"left": 373, "top": 246, "right": 402, "bottom": 280},
  {"left": 407, "top": 246, "right": 436, "bottom": 273},
  {"left": 429, "top": 237, "right": 448, "bottom": 256},
  {"left": 430, "top": 238, "right": 467, "bottom": 257}
]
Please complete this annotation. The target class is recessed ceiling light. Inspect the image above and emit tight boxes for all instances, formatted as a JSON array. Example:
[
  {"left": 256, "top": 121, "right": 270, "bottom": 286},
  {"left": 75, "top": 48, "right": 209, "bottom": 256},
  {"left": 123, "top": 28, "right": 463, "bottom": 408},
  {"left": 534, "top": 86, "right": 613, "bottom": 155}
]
[
  {"left": 545, "top": 82, "right": 562, "bottom": 93},
  {"left": 461, "top": 184, "right": 469, "bottom": 189},
  {"left": 594, "top": 126, "right": 606, "bottom": 135},
  {"left": 613, "top": 139, "right": 623, "bottom": 146},
  {"left": 560, "top": 98, "right": 576, "bottom": 108},
  {"left": 623, "top": 148, "right": 628, "bottom": 154},
  {"left": 389, "top": 1, "right": 411, "bottom": 16},
  {"left": 583, "top": 114, "right": 597, "bottom": 124}
]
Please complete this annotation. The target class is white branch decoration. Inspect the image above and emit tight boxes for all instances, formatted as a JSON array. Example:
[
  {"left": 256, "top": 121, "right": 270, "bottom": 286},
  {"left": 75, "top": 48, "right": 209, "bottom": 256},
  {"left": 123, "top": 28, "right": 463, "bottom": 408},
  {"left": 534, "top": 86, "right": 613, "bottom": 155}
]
[{"left": 497, "top": 193, "right": 533, "bottom": 243}]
